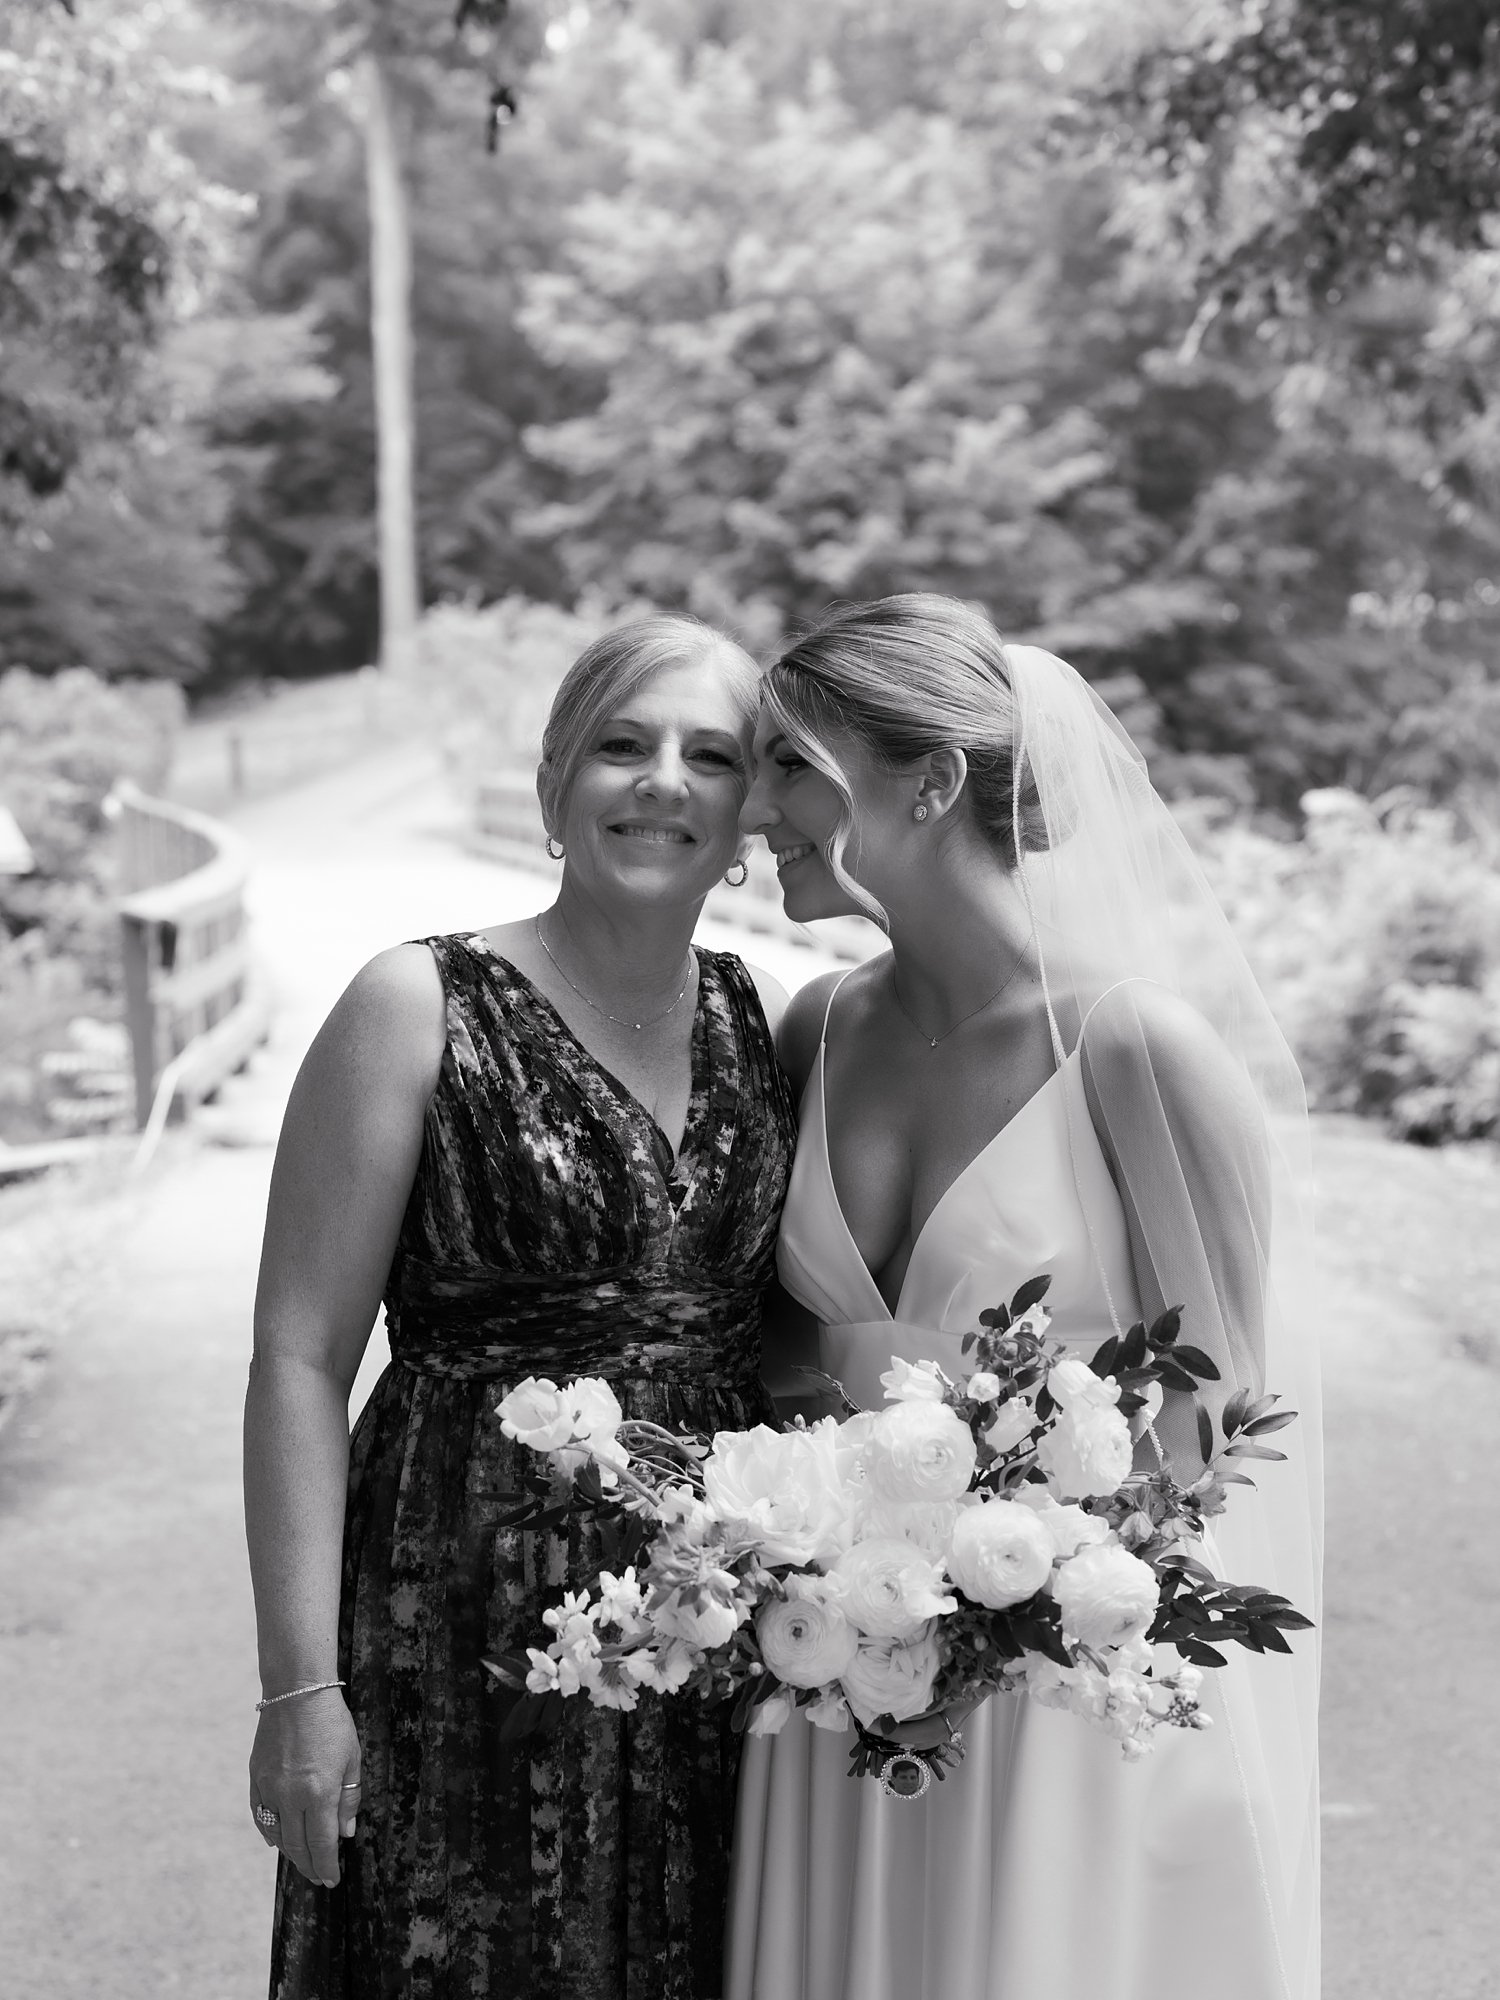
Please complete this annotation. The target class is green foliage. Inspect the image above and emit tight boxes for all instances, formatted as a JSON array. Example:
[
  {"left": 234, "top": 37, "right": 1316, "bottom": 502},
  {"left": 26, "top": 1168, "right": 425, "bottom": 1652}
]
[
  {"left": 1191, "top": 791, "right": 1500, "bottom": 1142},
  {"left": 415, "top": 594, "right": 612, "bottom": 781},
  {"left": 0, "top": 667, "right": 183, "bottom": 989},
  {"left": 1112, "top": 0, "right": 1500, "bottom": 305}
]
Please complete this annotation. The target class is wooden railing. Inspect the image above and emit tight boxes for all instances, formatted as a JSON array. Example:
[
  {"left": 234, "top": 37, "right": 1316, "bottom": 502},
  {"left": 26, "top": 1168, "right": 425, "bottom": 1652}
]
[
  {"left": 111, "top": 781, "right": 271, "bottom": 1133},
  {"left": 472, "top": 772, "right": 881, "bottom": 964}
]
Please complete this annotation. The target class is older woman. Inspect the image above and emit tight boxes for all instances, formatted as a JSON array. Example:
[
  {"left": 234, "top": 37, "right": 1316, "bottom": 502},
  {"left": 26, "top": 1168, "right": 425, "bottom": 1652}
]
[{"left": 245, "top": 616, "right": 797, "bottom": 2000}]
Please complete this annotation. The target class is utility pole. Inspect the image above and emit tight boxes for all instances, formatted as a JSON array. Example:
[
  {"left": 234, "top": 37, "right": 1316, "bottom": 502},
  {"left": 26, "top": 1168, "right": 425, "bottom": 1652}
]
[{"left": 363, "top": 47, "right": 419, "bottom": 675}]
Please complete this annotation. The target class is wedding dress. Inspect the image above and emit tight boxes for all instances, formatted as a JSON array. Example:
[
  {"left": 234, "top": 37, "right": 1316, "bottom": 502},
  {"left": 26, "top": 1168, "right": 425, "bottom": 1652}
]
[{"left": 725, "top": 972, "right": 1317, "bottom": 2000}]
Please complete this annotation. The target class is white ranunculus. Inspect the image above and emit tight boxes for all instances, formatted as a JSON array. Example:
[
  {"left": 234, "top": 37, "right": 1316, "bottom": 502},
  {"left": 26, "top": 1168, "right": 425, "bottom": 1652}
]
[
  {"left": 1052, "top": 1542, "right": 1160, "bottom": 1651},
  {"left": 983, "top": 1395, "right": 1037, "bottom": 1456},
  {"left": 570, "top": 1376, "right": 625, "bottom": 1440},
  {"left": 839, "top": 1627, "right": 942, "bottom": 1726},
  {"left": 855, "top": 1494, "right": 958, "bottom": 1560},
  {"left": 1014, "top": 1488, "right": 1111, "bottom": 1560},
  {"left": 498, "top": 1376, "right": 577, "bottom": 1451},
  {"left": 1037, "top": 1400, "right": 1134, "bottom": 1498},
  {"left": 830, "top": 1538, "right": 956, "bottom": 1640},
  {"left": 966, "top": 1371, "right": 1001, "bottom": 1403},
  {"left": 945, "top": 1499, "right": 1055, "bottom": 1610},
  {"left": 702, "top": 1420, "right": 854, "bottom": 1567},
  {"left": 746, "top": 1689, "right": 795, "bottom": 1737},
  {"left": 864, "top": 1400, "right": 977, "bottom": 1505},
  {"left": 880, "top": 1355, "right": 948, "bottom": 1403},
  {"left": 757, "top": 1593, "right": 860, "bottom": 1690}
]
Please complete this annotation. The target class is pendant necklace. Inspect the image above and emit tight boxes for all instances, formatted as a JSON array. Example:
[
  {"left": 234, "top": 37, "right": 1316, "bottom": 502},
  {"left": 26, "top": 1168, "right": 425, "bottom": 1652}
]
[
  {"left": 535, "top": 914, "right": 695, "bottom": 1032},
  {"left": 889, "top": 946, "right": 1029, "bottom": 1050}
]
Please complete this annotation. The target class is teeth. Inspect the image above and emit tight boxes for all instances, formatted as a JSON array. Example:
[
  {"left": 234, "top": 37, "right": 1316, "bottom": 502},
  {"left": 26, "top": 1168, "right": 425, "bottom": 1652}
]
[
  {"left": 613, "top": 826, "right": 691, "bottom": 843},
  {"left": 776, "top": 843, "right": 816, "bottom": 871}
]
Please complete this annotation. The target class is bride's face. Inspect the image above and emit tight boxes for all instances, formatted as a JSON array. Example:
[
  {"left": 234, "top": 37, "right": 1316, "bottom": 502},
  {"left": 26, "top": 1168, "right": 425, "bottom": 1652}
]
[{"left": 741, "top": 706, "right": 912, "bottom": 922}]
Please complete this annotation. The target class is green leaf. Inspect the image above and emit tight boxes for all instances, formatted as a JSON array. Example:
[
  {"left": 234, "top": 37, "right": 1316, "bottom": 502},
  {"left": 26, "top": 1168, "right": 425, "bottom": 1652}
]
[
  {"left": 1090, "top": 1335, "right": 1121, "bottom": 1376},
  {"left": 1242, "top": 1410, "right": 1298, "bottom": 1436},
  {"left": 497, "top": 1690, "right": 561, "bottom": 1744},
  {"left": 1147, "top": 1307, "right": 1182, "bottom": 1348},
  {"left": 1221, "top": 1387, "right": 1252, "bottom": 1438},
  {"left": 1155, "top": 1360, "right": 1199, "bottom": 1394},
  {"left": 1196, "top": 1401, "right": 1213, "bottom": 1463},
  {"left": 961, "top": 1332, "right": 977, "bottom": 1354},
  {"left": 1223, "top": 1441, "right": 1288, "bottom": 1462},
  {"left": 1009, "top": 1273, "right": 1053, "bottom": 1317},
  {"left": 1170, "top": 1345, "right": 1221, "bottom": 1381}
]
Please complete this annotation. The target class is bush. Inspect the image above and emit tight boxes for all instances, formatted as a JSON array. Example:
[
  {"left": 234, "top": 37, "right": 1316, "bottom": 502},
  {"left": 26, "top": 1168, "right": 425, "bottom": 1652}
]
[
  {"left": 415, "top": 596, "right": 618, "bottom": 787},
  {"left": 1194, "top": 790, "right": 1500, "bottom": 1143},
  {"left": 0, "top": 666, "right": 183, "bottom": 990}
]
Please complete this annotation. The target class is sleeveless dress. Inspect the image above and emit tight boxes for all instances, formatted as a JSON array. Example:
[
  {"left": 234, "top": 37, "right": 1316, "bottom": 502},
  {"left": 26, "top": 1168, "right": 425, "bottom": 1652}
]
[
  {"left": 270, "top": 934, "right": 797, "bottom": 2000},
  {"left": 725, "top": 978, "right": 1301, "bottom": 2000}
]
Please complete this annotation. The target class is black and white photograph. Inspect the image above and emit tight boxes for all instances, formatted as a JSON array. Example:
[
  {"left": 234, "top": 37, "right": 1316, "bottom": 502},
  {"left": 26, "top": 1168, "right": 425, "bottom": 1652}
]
[{"left": 2, "top": 2, "right": 1498, "bottom": 1996}]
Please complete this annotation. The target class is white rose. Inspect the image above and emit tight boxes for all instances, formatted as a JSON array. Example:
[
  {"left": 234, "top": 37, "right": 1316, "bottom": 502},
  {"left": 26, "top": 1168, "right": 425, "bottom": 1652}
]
[
  {"left": 1014, "top": 1488, "right": 1111, "bottom": 1559},
  {"left": 757, "top": 1594, "right": 859, "bottom": 1690},
  {"left": 571, "top": 1376, "right": 624, "bottom": 1440},
  {"left": 855, "top": 1494, "right": 958, "bottom": 1560},
  {"left": 746, "top": 1689, "right": 795, "bottom": 1737},
  {"left": 805, "top": 1688, "right": 852, "bottom": 1733},
  {"left": 839, "top": 1628, "right": 942, "bottom": 1727},
  {"left": 880, "top": 1356, "right": 948, "bottom": 1403},
  {"left": 702, "top": 1420, "right": 855, "bottom": 1567},
  {"left": 829, "top": 1537, "right": 956, "bottom": 1640},
  {"left": 1052, "top": 1542, "right": 1160, "bottom": 1651},
  {"left": 497, "top": 1376, "right": 576, "bottom": 1452},
  {"left": 1048, "top": 1356, "right": 1120, "bottom": 1412},
  {"left": 1037, "top": 1401, "right": 1134, "bottom": 1498},
  {"left": 966, "top": 1371, "right": 1001, "bottom": 1402},
  {"left": 945, "top": 1500, "right": 1055, "bottom": 1610},
  {"left": 983, "top": 1395, "right": 1037, "bottom": 1456},
  {"left": 653, "top": 1589, "right": 744, "bottom": 1650},
  {"left": 864, "top": 1400, "right": 977, "bottom": 1505}
]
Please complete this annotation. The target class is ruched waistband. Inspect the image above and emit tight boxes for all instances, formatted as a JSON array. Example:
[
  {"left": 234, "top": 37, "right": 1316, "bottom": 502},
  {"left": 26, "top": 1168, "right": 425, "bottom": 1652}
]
[{"left": 385, "top": 1255, "right": 766, "bottom": 1387}]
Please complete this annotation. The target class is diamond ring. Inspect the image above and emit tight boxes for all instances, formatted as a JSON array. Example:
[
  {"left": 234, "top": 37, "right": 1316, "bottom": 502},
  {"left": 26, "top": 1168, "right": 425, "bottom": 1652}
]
[{"left": 254, "top": 1804, "right": 280, "bottom": 1830}]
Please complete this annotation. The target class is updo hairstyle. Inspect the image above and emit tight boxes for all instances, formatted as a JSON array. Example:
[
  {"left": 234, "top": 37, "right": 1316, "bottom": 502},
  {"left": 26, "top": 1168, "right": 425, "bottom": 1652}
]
[
  {"left": 761, "top": 594, "right": 1049, "bottom": 917},
  {"left": 538, "top": 615, "right": 761, "bottom": 836}
]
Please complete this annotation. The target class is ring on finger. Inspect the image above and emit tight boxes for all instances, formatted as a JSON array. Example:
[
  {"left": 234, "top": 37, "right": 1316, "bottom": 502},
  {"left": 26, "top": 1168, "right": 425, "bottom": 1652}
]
[{"left": 254, "top": 1804, "right": 280, "bottom": 1830}]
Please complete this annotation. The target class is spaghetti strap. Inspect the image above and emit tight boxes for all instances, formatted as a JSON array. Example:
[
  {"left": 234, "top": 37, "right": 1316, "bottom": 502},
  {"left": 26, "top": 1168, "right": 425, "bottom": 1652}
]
[
  {"left": 1075, "top": 975, "right": 1155, "bottom": 1049},
  {"left": 819, "top": 965, "right": 859, "bottom": 1051}
]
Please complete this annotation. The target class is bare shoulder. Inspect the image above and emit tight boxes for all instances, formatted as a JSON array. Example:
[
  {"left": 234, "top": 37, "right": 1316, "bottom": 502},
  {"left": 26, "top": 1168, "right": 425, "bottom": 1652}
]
[
  {"left": 299, "top": 942, "right": 448, "bottom": 1112},
  {"left": 1078, "top": 978, "right": 1260, "bottom": 1135},
  {"left": 740, "top": 960, "right": 792, "bottom": 1035},
  {"left": 775, "top": 965, "right": 853, "bottom": 1099}
]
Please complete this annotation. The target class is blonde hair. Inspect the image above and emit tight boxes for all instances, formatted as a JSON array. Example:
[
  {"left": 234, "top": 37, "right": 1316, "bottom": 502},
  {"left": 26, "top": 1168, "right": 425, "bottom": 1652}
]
[
  {"left": 762, "top": 593, "right": 1049, "bottom": 922},
  {"left": 538, "top": 615, "right": 761, "bottom": 833}
]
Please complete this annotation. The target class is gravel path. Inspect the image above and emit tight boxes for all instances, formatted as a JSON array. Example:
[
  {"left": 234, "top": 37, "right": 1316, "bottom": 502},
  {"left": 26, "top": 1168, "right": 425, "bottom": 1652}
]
[{"left": 1, "top": 742, "right": 1497, "bottom": 1997}]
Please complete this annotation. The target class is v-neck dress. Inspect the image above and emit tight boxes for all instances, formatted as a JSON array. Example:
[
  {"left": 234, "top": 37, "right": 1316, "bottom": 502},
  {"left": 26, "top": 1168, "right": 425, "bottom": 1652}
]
[
  {"left": 725, "top": 975, "right": 1295, "bottom": 2000},
  {"left": 270, "top": 933, "right": 797, "bottom": 2000}
]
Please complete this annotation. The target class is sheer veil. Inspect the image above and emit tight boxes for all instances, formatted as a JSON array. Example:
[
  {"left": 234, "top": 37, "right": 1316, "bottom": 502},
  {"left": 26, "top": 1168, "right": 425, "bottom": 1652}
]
[{"left": 1005, "top": 644, "right": 1322, "bottom": 2000}]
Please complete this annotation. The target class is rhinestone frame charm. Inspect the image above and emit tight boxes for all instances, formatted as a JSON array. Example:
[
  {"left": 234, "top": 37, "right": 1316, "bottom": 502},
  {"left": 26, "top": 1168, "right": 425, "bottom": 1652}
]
[{"left": 877, "top": 1752, "right": 934, "bottom": 1801}]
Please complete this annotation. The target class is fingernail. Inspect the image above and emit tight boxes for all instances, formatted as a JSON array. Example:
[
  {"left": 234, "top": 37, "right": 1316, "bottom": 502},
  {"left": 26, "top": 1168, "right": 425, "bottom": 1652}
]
[{"left": 341, "top": 1821, "right": 356, "bottom": 1838}]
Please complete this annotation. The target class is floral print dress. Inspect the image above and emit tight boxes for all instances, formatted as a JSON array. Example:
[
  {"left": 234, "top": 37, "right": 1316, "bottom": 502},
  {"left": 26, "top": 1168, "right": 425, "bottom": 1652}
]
[{"left": 269, "top": 934, "right": 796, "bottom": 2000}]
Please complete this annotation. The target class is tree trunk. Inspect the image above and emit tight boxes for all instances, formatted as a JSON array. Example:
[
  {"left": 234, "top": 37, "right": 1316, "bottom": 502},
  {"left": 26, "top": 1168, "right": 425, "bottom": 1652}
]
[{"left": 363, "top": 50, "right": 419, "bottom": 676}]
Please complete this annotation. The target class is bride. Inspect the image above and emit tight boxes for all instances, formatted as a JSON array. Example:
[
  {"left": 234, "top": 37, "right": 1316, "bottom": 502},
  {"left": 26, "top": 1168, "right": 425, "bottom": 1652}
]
[{"left": 727, "top": 594, "right": 1321, "bottom": 2000}]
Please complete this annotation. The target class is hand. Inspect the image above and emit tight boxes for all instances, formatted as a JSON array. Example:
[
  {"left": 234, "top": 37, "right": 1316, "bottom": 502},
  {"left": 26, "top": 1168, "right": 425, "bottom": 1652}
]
[
  {"left": 884, "top": 1691, "right": 986, "bottom": 1754},
  {"left": 248, "top": 1687, "right": 362, "bottom": 1888}
]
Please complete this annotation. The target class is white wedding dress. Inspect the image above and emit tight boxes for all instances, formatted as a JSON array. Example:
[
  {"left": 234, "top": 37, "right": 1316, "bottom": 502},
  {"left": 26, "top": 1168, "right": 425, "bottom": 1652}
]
[{"left": 725, "top": 980, "right": 1315, "bottom": 2000}]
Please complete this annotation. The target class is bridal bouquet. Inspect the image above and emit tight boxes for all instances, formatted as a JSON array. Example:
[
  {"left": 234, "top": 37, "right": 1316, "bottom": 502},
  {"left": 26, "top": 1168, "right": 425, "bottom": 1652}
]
[{"left": 483, "top": 1278, "right": 1311, "bottom": 1797}]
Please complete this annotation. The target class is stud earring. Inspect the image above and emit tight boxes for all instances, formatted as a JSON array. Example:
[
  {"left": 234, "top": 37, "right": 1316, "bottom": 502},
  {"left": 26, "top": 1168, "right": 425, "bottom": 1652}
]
[{"left": 912, "top": 804, "right": 929, "bottom": 823}]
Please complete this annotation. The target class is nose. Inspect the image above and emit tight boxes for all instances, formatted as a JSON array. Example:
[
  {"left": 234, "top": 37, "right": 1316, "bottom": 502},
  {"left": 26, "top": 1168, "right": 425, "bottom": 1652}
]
[
  {"left": 636, "top": 739, "right": 689, "bottom": 802},
  {"left": 739, "top": 766, "right": 778, "bottom": 838}
]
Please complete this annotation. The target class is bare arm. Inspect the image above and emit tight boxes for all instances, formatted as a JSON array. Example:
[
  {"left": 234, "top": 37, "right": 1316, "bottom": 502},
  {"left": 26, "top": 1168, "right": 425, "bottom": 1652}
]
[
  {"left": 1079, "top": 984, "right": 1273, "bottom": 1471},
  {"left": 243, "top": 943, "right": 445, "bottom": 1884}
]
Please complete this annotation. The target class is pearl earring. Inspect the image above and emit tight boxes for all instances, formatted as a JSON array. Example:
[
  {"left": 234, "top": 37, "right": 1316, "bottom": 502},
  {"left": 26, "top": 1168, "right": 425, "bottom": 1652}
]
[{"left": 912, "top": 804, "right": 929, "bottom": 823}]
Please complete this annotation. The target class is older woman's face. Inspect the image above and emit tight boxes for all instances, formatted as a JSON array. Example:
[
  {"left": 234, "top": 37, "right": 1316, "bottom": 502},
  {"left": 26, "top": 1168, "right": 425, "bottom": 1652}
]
[{"left": 557, "top": 659, "right": 751, "bottom": 908}]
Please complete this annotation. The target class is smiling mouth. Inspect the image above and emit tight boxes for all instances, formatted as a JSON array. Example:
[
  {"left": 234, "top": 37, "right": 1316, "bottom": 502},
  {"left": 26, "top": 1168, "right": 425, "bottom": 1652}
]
[
  {"left": 610, "top": 823, "right": 694, "bottom": 844},
  {"left": 774, "top": 842, "right": 817, "bottom": 872}
]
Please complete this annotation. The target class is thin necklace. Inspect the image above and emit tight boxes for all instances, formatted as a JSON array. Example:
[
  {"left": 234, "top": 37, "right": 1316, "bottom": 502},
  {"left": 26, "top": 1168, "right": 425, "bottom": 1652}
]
[
  {"left": 889, "top": 946, "right": 1030, "bottom": 1050},
  {"left": 534, "top": 914, "right": 696, "bottom": 1033}
]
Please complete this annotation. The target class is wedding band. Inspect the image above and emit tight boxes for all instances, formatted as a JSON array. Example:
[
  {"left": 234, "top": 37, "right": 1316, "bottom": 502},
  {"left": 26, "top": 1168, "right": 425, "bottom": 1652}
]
[
  {"left": 254, "top": 1804, "right": 280, "bottom": 1829},
  {"left": 340, "top": 1783, "right": 361, "bottom": 1791}
]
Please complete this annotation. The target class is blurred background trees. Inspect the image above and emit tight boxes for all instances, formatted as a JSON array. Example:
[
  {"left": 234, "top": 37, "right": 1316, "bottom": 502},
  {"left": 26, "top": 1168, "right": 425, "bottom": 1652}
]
[{"left": 5, "top": 0, "right": 1500, "bottom": 1137}]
